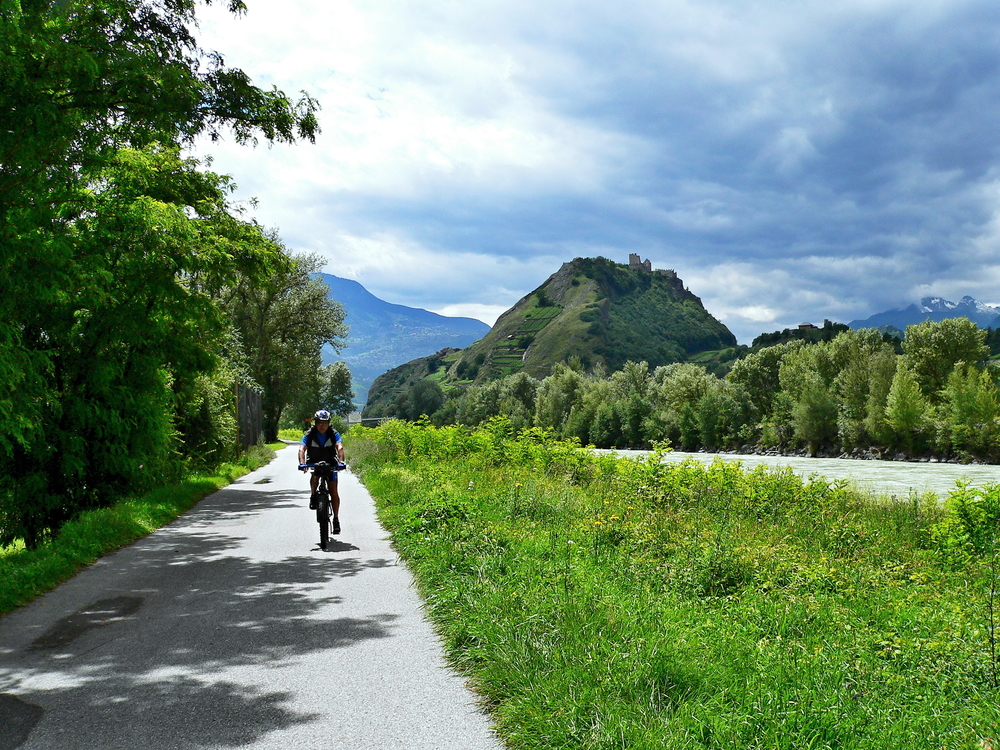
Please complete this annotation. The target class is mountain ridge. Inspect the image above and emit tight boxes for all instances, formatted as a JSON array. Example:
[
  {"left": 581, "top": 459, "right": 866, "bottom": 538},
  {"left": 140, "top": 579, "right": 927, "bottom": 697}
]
[
  {"left": 848, "top": 295, "right": 1000, "bottom": 331},
  {"left": 318, "top": 273, "right": 489, "bottom": 404}
]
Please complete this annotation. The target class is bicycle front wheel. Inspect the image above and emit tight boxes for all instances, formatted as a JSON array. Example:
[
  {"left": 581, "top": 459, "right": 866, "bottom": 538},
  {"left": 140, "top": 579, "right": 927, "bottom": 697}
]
[{"left": 317, "top": 493, "right": 331, "bottom": 549}]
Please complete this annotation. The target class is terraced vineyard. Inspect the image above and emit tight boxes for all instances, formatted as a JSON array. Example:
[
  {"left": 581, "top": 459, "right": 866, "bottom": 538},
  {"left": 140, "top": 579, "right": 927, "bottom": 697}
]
[{"left": 488, "top": 304, "right": 562, "bottom": 377}]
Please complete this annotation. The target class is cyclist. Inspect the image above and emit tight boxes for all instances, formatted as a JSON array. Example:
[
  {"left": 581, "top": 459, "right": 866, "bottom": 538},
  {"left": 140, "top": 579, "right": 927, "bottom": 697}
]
[{"left": 298, "top": 409, "right": 346, "bottom": 534}]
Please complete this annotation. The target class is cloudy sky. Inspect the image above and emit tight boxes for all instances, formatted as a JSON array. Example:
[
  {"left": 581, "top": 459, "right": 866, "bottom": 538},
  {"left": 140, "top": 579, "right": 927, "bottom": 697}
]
[{"left": 192, "top": 0, "right": 1000, "bottom": 344}]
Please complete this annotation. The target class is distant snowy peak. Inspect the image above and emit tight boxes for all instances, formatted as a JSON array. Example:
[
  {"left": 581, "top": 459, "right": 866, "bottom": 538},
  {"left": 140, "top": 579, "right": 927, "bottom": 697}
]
[
  {"left": 850, "top": 295, "right": 1000, "bottom": 331},
  {"left": 917, "top": 295, "right": 999, "bottom": 314},
  {"left": 917, "top": 297, "right": 958, "bottom": 313}
]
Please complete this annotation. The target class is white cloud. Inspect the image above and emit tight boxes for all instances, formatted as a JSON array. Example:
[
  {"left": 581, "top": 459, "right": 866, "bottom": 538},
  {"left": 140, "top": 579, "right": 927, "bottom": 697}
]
[
  {"left": 431, "top": 303, "right": 510, "bottom": 326},
  {"left": 190, "top": 0, "right": 1000, "bottom": 347},
  {"left": 734, "top": 306, "right": 780, "bottom": 324}
]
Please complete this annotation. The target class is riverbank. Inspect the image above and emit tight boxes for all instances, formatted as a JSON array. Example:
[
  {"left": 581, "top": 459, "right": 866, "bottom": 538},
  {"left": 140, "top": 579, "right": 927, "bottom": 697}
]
[{"left": 723, "top": 442, "right": 997, "bottom": 464}]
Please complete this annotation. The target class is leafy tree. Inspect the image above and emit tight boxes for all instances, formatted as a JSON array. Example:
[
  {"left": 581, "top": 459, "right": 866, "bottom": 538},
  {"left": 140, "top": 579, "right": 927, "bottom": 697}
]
[
  {"left": 941, "top": 364, "right": 1000, "bottom": 456},
  {"left": 610, "top": 361, "right": 651, "bottom": 445},
  {"left": 1, "top": 0, "right": 318, "bottom": 446},
  {"left": 0, "top": 0, "right": 319, "bottom": 547},
  {"left": 652, "top": 363, "right": 717, "bottom": 412},
  {"left": 726, "top": 341, "right": 804, "bottom": 422},
  {"left": 790, "top": 372, "right": 839, "bottom": 453},
  {"left": 902, "top": 318, "right": 989, "bottom": 401},
  {"left": 830, "top": 329, "right": 897, "bottom": 447},
  {"left": 677, "top": 403, "right": 700, "bottom": 451},
  {"left": 885, "top": 362, "right": 928, "bottom": 452},
  {"left": 590, "top": 399, "right": 624, "bottom": 448},
  {"left": 227, "top": 252, "right": 347, "bottom": 440},
  {"left": 534, "top": 362, "right": 585, "bottom": 433},
  {"left": 0, "top": 0, "right": 317, "bottom": 207},
  {"left": 641, "top": 363, "right": 718, "bottom": 447},
  {"left": 0, "top": 146, "right": 283, "bottom": 548},
  {"left": 408, "top": 380, "right": 445, "bottom": 421},
  {"left": 862, "top": 347, "right": 899, "bottom": 447},
  {"left": 431, "top": 392, "right": 462, "bottom": 427},
  {"left": 563, "top": 378, "right": 612, "bottom": 445},
  {"left": 281, "top": 361, "right": 356, "bottom": 430},
  {"left": 611, "top": 360, "right": 651, "bottom": 399},
  {"left": 390, "top": 391, "right": 411, "bottom": 421},
  {"left": 779, "top": 342, "right": 839, "bottom": 449},
  {"left": 321, "top": 362, "right": 356, "bottom": 417},
  {"left": 695, "top": 382, "right": 755, "bottom": 449},
  {"left": 499, "top": 373, "right": 539, "bottom": 432}
]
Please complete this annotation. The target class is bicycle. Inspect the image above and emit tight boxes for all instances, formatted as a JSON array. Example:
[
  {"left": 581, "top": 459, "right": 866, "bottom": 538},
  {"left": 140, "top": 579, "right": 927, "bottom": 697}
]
[{"left": 299, "top": 460, "right": 345, "bottom": 550}]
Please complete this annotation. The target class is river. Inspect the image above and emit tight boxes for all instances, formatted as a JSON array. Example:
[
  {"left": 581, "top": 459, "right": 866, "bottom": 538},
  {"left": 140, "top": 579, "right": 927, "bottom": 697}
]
[{"left": 606, "top": 449, "right": 1000, "bottom": 500}]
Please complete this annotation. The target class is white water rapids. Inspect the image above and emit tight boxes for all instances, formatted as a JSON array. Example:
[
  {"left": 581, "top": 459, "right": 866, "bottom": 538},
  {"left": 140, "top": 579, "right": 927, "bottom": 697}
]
[{"left": 607, "top": 449, "right": 1000, "bottom": 500}]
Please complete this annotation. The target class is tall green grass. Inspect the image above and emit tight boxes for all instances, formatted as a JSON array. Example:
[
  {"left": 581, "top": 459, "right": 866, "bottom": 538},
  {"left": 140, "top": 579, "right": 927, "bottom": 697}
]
[
  {"left": 347, "top": 420, "right": 999, "bottom": 749},
  {"left": 0, "top": 444, "right": 277, "bottom": 616}
]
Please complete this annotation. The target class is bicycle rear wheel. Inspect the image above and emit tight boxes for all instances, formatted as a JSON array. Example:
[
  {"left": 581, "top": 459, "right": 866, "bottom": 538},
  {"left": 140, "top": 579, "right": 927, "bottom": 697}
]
[{"left": 317, "top": 492, "right": 331, "bottom": 549}]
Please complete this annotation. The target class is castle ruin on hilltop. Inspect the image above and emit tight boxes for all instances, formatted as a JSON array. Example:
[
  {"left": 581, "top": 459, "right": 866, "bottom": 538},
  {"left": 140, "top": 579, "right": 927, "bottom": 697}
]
[{"left": 628, "top": 253, "right": 678, "bottom": 280}]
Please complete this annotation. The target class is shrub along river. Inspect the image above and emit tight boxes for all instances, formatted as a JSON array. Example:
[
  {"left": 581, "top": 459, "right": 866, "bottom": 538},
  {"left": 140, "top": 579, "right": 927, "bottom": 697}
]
[{"left": 609, "top": 449, "right": 1000, "bottom": 499}]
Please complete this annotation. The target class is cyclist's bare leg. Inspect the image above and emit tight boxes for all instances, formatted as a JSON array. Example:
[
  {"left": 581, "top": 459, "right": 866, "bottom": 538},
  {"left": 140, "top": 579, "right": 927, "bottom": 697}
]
[{"left": 331, "top": 480, "right": 341, "bottom": 518}]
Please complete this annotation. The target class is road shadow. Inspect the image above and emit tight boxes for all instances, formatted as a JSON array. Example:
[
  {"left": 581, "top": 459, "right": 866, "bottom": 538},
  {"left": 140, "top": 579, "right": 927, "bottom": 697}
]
[{"left": 0, "top": 487, "right": 403, "bottom": 749}]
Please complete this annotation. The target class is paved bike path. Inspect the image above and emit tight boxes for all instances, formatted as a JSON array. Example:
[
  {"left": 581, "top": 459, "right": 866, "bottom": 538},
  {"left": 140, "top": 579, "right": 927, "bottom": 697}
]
[{"left": 0, "top": 445, "right": 502, "bottom": 750}]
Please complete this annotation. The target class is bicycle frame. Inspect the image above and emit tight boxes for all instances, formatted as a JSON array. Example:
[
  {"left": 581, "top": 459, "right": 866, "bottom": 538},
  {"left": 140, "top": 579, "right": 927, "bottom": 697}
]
[{"left": 299, "top": 461, "right": 344, "bottom": 550}]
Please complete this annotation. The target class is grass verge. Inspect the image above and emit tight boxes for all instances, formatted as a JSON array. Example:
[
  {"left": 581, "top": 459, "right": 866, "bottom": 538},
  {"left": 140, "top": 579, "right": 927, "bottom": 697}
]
[
  {"left": 0, "top": 443, "right": 278, "bottom": 617},
  {"left": 347, "top": 420, "right": 1000, "bottom": 749}
]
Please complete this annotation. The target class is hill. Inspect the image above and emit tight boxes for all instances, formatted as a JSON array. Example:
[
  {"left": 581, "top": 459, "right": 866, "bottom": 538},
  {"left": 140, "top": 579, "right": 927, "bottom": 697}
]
[
  {"left": 317, "top": 274, "right": 490, "bottom": 404},
  {"left": 363, "top": 256, "right": 739, "bottom": 415},
  {"left": 848, "top": 295, "right": 1000, "bottom": 331}
]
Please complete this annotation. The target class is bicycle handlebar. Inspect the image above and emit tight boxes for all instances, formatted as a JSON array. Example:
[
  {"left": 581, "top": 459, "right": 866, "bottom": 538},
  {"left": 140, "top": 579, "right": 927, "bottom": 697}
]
[{"left": 299, "top": 461, "right": 346, "bottom": 471}]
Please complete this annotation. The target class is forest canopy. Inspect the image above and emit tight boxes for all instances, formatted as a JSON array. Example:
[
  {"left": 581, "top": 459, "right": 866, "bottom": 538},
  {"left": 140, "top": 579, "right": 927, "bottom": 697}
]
[{"left": 382, "top": 319, "right": 1000, "bottom": 463}]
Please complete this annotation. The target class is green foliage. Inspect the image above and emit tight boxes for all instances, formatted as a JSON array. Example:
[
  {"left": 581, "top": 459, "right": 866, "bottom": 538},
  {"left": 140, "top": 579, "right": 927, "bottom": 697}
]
[
  {"left": 0, "top": 444, "right": 275, "bottom": 615},
  {"left": 751, "top": 319, "right": 850, "bottom": 348},
  {"left": 281, "top": 360, "right": 355, "bottom": 430},
  {"left": 407, "top": 319, "right": 1000, "bottom": 461},
  {"left": 173, "top": 364, "right": 240, "bottom": 470},
  {"left": 534, "top": 362, "right": 585, "bottom": 432},
  {"left": 0, "top": 0, "right": 320, "bottom": 547},
  {"left": 408, "top": 380, "right": 446, "bottom": 420},
  {"left": 830, "top": 329, "right": 897, "bottom": 447},
  {"left": 0, "top": 146, "right": 281, "bottom": 548},
  {"left": 940, "top": 364, "right": 1000, "bottom": 457},
  {"left": 726, "top": 341, "right": 803, "bottom": 422},
  {"left": 933, "top": 482, "right": 1000, "bottom": 563},
  {"left": 226, "top": 250, "right": 347, "bottom": 440},
  {"left": 600, "top": 284, "right": 735, "bottom": 372},
  {"left": 885, "top": 362, "right": 929, "bottom": 451},
  {"left": 903, "top": 318, "right": 990, "bottom": 401},
  {"left": 348, "top": 421, "right": 999, "bottom": 748}
]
